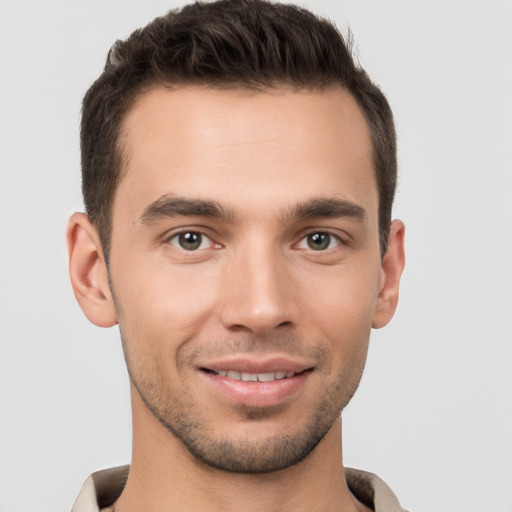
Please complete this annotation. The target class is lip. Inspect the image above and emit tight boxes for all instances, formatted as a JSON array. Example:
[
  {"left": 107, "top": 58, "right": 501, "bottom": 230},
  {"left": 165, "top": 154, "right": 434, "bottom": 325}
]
[
  {"left": 199, "top": 356, "right": 313, "bottom": 375},
  {"left": 198, "top": 356, "right": 314, "bottom": 408}
]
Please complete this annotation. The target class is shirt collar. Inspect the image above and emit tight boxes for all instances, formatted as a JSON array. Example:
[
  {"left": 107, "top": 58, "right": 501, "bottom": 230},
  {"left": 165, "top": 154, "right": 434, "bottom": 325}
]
[{"left": 72, "top": 465, "right": 407, "bottom": 512}]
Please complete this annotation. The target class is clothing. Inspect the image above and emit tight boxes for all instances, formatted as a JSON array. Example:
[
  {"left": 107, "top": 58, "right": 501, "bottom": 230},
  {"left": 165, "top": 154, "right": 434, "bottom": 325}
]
[{"left": 71, "top": 465, "right": 408, "bottom": 512}]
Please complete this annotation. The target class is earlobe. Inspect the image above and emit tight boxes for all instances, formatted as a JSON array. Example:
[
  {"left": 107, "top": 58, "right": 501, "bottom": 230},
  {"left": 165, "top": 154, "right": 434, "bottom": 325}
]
[
  {"left": 372, "top": 220, "right": 406, "bottom": 329},
  {"left": 66, "top": 212, "right": 118, "bottom": 327}
]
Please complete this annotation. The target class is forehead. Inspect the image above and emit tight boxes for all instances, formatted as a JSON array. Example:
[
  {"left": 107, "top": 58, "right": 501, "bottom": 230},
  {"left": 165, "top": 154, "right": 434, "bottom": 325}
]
[{"left": 115, "top": 85, "right": 377, "bottom": 221}]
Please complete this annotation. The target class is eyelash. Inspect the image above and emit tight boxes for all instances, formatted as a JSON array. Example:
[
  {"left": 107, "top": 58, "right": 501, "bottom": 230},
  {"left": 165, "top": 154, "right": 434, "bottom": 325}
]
[
  {"left": 167, "top": 230, "right": 219, "bottom": 251},
  {"left": 295, "top": 230, "right": 344, "bottom": 252},
  {"left": 165, "top": 228, "right": 346, "bottom": 253}
]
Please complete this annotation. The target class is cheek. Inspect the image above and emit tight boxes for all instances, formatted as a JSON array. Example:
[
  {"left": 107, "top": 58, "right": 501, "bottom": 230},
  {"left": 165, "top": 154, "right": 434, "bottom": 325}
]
[
  {"left": 299, "top": 268, "right": 375, "bottom": 413},
  {"left": 111, "top": 256, "right": 222, "bottom": 353},
  {"left": 297, "top": 260, "right": 380, "bottom": 346}
]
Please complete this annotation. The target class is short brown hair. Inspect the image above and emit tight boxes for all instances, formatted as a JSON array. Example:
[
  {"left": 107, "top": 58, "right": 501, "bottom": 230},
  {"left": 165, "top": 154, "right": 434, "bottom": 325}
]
[{"left": 81, "top": 0, "right": 397, "bottom": 259}]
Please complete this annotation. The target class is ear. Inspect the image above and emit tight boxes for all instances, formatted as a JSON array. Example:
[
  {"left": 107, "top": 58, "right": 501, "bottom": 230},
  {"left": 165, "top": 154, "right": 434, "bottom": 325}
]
[
  {"left": 66, "top": 212, "right": 118, "bottom": 327},
  {"left": 372, "top": 219, "right": 406, "bottom": 329}
]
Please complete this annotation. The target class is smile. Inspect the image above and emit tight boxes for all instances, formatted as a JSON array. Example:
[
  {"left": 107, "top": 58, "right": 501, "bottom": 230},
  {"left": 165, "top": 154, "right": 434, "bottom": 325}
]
[
  {"left": 199, "top": 364, "right": 313, "bottom": 408},
  {"left": 210, "top": 370, "right": 297, "bottom": 382}
]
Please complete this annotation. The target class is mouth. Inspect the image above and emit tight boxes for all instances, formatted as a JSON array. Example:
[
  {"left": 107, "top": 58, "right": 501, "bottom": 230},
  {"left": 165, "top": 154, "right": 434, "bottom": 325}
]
[
  {"left": 202, "top": 368, "right": 306, "bottom": 382},
  {"left": 198, "top": 359, "right": 314, "bottom": 408}
]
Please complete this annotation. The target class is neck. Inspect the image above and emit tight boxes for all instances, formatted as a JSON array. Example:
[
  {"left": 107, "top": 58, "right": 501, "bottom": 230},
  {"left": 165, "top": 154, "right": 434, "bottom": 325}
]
[{"left": 113, "top": 391, "right": 367, "bottom": 512}]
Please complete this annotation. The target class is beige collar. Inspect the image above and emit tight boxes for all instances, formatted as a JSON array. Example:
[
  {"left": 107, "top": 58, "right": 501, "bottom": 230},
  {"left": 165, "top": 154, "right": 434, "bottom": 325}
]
[{"left": 72, "top": 465, "right": 407, "bottom": 512}]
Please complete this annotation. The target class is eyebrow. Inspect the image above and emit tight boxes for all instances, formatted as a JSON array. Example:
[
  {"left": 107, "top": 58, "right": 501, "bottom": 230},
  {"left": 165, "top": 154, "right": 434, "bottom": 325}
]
[
  {"left": 138, "top": 194, "right": 366, "bottom": 226},
  {"left": 138, "top": 194, "right": 236, "bottom": 225},
  {"left": 284, "top": 197, "right": 367, "bottom": 223}
]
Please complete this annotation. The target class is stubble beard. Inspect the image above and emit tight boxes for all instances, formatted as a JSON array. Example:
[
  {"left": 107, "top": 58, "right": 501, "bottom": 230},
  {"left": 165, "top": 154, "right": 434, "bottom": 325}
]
[{"left": 121, "top": 330, "right": 368, "bottom": 475}]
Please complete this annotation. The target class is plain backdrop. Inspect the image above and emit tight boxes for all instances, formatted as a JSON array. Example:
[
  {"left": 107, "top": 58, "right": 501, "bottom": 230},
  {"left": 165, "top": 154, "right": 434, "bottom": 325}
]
[{"left": 0, "top": 1, "right": 511, "bottom": 511}]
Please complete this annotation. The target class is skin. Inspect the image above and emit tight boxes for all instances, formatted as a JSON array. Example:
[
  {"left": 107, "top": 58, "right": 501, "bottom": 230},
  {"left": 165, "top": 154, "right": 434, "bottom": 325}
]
[{"left": 67, "top": 86, "right": 405, "bottom": 512}]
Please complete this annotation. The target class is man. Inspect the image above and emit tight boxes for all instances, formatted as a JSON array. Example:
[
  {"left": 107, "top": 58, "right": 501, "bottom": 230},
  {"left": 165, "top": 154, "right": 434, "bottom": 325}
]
[{"left": 67, "top": 0, "right": 406, "bottom": 510}]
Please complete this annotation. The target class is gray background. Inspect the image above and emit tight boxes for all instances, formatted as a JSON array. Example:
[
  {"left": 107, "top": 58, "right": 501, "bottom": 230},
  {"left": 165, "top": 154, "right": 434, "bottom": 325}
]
[{"left": 1, "top": 1, "right": 511, "bottom": 511}]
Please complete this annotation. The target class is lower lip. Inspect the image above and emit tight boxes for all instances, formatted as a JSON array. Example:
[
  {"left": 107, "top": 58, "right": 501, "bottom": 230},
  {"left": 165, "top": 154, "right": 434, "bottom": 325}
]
[{"left": 201, "top": 371, "right": 311, "bottom": 408}]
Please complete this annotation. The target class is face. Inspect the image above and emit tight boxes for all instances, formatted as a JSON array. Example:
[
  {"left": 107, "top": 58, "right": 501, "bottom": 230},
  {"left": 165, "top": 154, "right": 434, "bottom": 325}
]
[{"left": 105, "top": 86, "right": 390, "bottom": 473}]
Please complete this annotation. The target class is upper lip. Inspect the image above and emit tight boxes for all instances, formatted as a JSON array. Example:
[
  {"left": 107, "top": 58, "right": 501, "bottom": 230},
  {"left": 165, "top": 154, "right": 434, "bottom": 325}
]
[{"left": 198, "top": 356, "right": 314, "bottom": 374}]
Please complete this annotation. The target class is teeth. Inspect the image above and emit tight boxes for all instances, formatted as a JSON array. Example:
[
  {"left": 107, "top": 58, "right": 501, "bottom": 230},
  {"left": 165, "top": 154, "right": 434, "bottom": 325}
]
[
  {"left": 215, "top": 370, "right": 297, "bottom": 382},
  {"left": 257, "top": 372, "right": 276, "bottom": 382}
]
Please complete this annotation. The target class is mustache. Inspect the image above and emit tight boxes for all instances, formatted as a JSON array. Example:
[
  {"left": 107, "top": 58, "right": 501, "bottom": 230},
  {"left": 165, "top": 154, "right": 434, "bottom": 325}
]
[{"left": 178, "top": 334, "right": 328, "bottom": 366}]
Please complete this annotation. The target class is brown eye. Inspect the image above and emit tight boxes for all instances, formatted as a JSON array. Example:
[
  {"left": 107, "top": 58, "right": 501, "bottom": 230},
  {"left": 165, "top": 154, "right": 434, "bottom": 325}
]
[
  {"left": 307, "top": 232, "right": 332, "bottom": 250},
  {"left": 169, "top": 231, "right": 208, "bottom": 251}
]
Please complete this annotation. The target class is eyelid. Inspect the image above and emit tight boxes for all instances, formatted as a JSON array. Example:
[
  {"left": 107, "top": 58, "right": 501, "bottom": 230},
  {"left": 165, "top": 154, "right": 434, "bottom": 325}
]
[
  {"left": 164, "top": 227, "right": 222, "bottom": 251},
  {"left": 294, "top": 229, "right": 347, "bottom": 251}
]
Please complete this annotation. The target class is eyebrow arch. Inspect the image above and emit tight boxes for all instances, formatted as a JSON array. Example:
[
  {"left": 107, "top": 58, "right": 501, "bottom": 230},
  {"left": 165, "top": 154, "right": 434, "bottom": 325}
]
[
  {"left": 284, "top": 197, "right": 367, "bottom": 223},
  {"left": 138, "top": 194, "right": 236, "bottom": 225}
]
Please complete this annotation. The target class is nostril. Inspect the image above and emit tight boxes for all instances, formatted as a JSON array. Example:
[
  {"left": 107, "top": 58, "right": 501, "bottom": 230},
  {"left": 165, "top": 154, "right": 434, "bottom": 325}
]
[{"left": 227, "top": 324, "right": 255, "bottom": 333}]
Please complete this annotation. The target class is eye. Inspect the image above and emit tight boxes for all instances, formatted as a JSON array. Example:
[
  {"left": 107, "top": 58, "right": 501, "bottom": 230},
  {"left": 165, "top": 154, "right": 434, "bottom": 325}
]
[
  {"left": 168, "top": 231, "right": 213, "bottom": 251},
  {"left": 297, "top": 232, "right": 341, "bottom": 251}
]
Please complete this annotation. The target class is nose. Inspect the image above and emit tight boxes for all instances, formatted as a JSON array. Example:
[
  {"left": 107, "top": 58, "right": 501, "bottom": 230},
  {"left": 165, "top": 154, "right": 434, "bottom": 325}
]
[{"left": 220, "top": 244, "right": 298, "bottom": 336}]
